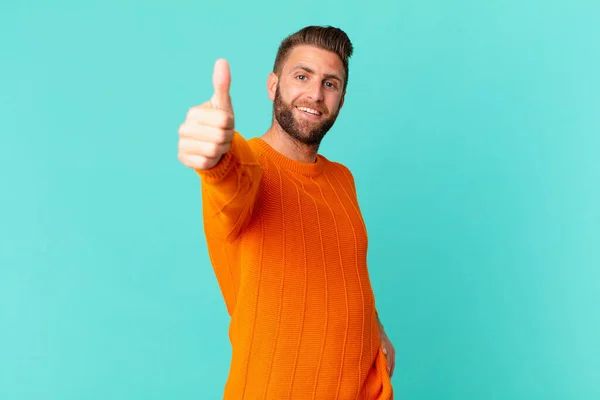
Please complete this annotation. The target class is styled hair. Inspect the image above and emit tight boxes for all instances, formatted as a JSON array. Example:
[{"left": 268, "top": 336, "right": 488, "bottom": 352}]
[{"left": 273, "top": 25, "right": 354, "bottom": 90}]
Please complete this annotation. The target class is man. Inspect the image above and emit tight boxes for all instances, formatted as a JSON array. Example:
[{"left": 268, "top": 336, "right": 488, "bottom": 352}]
[{"left": 178, "top": 25, "right": 395, "bottom": 399}]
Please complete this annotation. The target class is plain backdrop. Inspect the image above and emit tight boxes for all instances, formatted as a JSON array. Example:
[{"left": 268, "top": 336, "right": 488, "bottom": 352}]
[{"left": 1, "top": 0, "right": 599, "bottom": 399}]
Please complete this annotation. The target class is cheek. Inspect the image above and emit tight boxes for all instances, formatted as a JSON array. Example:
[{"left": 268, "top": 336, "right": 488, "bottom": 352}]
[
  {"left": 287, "top": 88, "right": 305, "bottom": 104},
  {"left": 327, "top": 93, "right": 343, "bottom": 111},
  {"left": 284, "top": 80, "right": 310, "bottom": 103}
]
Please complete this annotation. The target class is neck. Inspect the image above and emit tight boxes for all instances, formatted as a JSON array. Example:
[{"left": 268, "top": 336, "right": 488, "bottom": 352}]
[{"left": 261, "top": 121, "right": 320, "bottom": 164}]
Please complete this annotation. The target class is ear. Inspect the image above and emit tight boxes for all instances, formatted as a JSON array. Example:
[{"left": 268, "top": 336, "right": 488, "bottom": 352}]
[
  {"left": 267, "top": 72, "right": 278, "bottom": 101},
  {"left": 339, "top": 90, "right": 346, "bottom": 110}
]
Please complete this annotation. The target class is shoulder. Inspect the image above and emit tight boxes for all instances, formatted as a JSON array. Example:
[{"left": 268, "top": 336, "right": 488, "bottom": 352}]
[
  {"left": 247, "top": 136, "right": 266, "bottom": 156},
  {"left": 319, "top": 153, "right": 354, "bottom": 174},
  {"left": 319, "top": 154, "right": 357, "bottom": 189}
]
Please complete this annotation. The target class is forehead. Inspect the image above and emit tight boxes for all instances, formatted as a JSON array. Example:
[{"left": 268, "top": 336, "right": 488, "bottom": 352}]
[{"left": 283, "top": 45, "right": 345, "bottom": 76}]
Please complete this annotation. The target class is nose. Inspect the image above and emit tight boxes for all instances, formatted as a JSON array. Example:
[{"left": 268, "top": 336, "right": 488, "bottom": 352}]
[{"left": 307, "top": 81, "right": 324, "bottom": 102}]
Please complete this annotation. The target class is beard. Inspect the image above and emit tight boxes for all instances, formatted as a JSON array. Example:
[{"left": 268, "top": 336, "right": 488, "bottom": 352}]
[{"left": 273, "top": 85, "right": 340, "bottom": 147}]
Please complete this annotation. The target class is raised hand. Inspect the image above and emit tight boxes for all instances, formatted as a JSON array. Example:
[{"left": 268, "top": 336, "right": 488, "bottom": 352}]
[{"left": 178, "top": 58, "right": 235, "bottom": 170}]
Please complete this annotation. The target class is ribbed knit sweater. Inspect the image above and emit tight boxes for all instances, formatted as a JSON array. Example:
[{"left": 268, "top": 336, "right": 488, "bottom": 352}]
[{"left": 196, "top": 132, "right": 393, "bottom": 400}]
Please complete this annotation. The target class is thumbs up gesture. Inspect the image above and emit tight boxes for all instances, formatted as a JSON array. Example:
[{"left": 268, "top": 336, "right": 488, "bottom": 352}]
[{"left": 178, "top": 59, "right": 235, "bottom": 170}]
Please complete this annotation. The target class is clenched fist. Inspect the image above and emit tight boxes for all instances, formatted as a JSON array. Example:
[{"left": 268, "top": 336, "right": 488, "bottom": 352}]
[{"left": 178, "top": 58, "right": 234, "bottom": 170}]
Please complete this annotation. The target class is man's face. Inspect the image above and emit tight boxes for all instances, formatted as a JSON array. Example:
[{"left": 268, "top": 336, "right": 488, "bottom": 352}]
[{"left": 270, "top": 45, "right": 346, "bottom": 146}]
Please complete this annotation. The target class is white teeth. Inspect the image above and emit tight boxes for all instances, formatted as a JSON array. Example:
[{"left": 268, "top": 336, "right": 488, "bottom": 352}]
[{"left": 297, "top": 106, "right": 321, "bottom": 116}]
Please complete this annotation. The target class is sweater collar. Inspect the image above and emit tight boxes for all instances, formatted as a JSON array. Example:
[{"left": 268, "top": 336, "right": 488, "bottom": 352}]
[{"left": 252, "top": 138, "right": 324, "bottom": 177}]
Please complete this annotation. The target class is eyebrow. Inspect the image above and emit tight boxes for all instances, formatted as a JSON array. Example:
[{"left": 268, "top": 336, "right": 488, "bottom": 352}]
[{"left": 292, "top": 64, "right": 343, "bottom": 83}]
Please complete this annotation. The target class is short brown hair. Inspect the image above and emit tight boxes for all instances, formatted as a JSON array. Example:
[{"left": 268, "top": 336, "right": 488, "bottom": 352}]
[{"left": 273, "top": 25, "right": 354, "bottom": 90}]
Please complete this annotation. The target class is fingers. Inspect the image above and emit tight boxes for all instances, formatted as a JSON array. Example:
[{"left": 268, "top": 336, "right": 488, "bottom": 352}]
[
  {"left": 388, "top": 347, "right": 395, "bottom": 377},
  {"left": 178, "top": 152, "right": 222, "bottom": 171},
  {"left": 382, "top": 340, "right": 395, "bottom": 377},
  {"left": 179, "top": 137, "right": 231, "bottom": 158},
  {"left": 179, "top": 121, "right": 234, "bottom": 144},
  {"left": 389, "top": 347, "right": 395, "bottom": 377},
  {"left": 177, "top": 58, "right": 235, "bottom": 171},
  {"left": 385, "top": 352, "right": 391, "bottom": 375},
  {"left": 210, "top": 58, "right": 233, "bottom": 111},
  {"left": 186, "top": 105, "right": 234, "bottom": 130}
]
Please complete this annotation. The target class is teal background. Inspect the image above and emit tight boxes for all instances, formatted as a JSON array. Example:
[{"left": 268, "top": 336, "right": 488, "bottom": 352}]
[{"left": 1, "top": 0, "right": 599, "bottom": 399}]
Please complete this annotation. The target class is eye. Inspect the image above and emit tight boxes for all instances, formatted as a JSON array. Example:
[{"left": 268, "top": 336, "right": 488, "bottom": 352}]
[
  {"left": 324, "top": 81, "right": 336, "bottom": 89},
  {"left": 296, "top": 75, "right": 306, "bottom": 80}
]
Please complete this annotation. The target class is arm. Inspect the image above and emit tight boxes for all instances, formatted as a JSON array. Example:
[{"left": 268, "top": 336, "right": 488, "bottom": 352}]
[
  {"left": 196, "top": 131, "right": 262, "bottom": 240},
  {"left": 377, "top": 309, "right": 396, "bottom": 377},
  {"left": 336, "top": 163, "right": 396, "bottom": 375},
  {"left": 178, "top": 59, "right": 262, "bottom": 240}
]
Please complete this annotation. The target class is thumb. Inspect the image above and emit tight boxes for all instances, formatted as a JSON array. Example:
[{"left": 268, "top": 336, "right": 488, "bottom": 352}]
[{"left": 210, "top": 58, "right": 233, "bottom": 111}]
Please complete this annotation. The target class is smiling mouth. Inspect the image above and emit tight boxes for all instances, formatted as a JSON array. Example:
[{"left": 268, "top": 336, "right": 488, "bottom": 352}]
[{"left": 295, "top": 106, "right": 323, "bottom": 117}]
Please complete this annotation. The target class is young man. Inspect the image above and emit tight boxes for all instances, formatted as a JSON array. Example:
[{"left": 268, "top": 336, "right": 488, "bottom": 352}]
[{"left": 178, "top": 25, "right": 395, "bottom": 399}]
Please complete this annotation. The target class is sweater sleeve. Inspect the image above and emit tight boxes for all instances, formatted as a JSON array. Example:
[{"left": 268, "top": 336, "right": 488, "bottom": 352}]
[{"left": 195, "top": 131, "right": 263, "bottom": 241}]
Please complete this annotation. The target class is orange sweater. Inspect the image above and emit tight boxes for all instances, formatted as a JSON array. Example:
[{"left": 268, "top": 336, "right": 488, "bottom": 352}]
[{"left": 196, "top": 132, "right": 393, "bottom": 400}]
